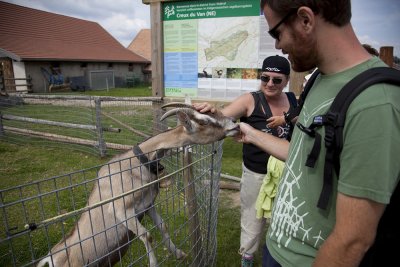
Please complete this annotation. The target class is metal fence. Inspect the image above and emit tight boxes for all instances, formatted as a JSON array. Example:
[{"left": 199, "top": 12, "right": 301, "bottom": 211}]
[
  {"left": 0, "top": 94, "right": 223, "bottom": 266},
  {"left": 0, "top": 142, "right": 223, "bottom": 266}
]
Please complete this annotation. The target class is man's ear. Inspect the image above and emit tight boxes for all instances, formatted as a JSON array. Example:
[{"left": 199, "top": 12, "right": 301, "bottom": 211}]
[
  {"left": 297, "top": 6, "right": 314, "bottom": 33},
  {"left": 177, "top": 111, "right": 194, "bottom": 132}
]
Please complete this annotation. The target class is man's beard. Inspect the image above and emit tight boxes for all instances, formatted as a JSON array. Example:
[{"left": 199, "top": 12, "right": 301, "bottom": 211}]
[{"left": 289, "top": 34, "right": 318, "bottom": 72}]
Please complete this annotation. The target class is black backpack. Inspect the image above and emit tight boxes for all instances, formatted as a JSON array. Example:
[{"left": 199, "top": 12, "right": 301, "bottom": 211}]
[{"left": 293, "top": 66, "right": 400, "bottom": 266}]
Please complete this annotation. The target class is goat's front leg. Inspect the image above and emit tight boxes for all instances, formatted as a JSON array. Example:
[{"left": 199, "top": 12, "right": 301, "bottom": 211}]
[
  {"left": 113, "top": 205, "right": 158, "bottom": 267},
  {"left": 147, "top": 206, "right": 187, "bottom": 260}
]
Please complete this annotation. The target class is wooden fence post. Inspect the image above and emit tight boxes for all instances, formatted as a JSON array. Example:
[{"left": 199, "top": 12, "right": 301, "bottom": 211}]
[
  {"left": 379, "top": 46, "right": 394, "bottom": 67},
  {"left": 183, "top": 147, "right": 204, "bottom": 267},
  {"left": 289, "top": 70, "right": 307, "bottom": 97},
  {"left": 0, "top": 112, "right": 4, "bottom": 136}
]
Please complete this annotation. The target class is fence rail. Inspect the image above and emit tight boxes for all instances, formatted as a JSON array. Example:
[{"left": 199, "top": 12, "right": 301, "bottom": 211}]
[
  {"left": 0, "top": 94, "right": 164, "bottom": 156},
  {"left": 3, "top": 77, "right": 33, "bottom": 92}
]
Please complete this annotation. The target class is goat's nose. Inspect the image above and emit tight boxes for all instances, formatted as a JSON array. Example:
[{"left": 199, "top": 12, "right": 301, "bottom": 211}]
[
  {"left": 229, "top": 124, "right": 240, "bottom": 133},
  {"left": 229, "top": 117, "right": 237, "bottom": 123}
]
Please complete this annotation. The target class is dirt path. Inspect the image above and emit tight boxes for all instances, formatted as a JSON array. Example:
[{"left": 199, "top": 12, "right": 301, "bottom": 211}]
[{"left": 219, "top": 188, "right": 241, "bottom": 208}]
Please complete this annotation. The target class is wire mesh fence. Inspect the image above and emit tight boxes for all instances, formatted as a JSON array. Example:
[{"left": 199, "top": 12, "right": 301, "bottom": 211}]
[
  {"left": 0, "top": 94, "right": 225, "bottom": 266},
  {"left": 0, "top": 141, "right": 223, "bottom": 266}
]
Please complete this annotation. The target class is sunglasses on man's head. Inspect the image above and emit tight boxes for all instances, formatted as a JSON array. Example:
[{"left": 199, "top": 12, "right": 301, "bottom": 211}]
[{"left": 260, "top": 75, "right": 283, "bottom": 85}]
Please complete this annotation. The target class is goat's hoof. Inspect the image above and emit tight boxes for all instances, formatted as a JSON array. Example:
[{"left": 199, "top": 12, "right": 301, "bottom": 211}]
[{"left": 175, "top": 249, "right": 187, "bottom": 260}]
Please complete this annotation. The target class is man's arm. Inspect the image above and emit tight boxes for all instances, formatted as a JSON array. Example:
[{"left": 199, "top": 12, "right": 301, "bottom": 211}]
[
  {"left": 312, "top": 193, "right": 385, "bottom": 267},
  {"left": 238, "top": 122, "right": 290, "bottom": 161},
  {"left": 194, "top": 96, "right": 290, "bottom": 160}
]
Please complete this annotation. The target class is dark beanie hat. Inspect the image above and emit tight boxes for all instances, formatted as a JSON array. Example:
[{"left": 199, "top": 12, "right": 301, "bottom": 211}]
[{"left": 262, "top": 55, "right": 290, "bottom": 75}]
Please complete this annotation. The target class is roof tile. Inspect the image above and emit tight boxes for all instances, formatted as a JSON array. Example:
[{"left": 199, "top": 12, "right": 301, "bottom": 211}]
[
  {"left": 128, "top": 29, "right": 151, "bottom": 61},
  {"left": 0, "top": 1, "right": 149, "bottom": 63}
]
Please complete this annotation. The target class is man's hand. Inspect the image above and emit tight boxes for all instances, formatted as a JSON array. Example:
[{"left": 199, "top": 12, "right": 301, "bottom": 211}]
[
  {"left": 236, "top": 122, "right": 255, "bottom": 143},
  {"left": 237, "top": 122, "right": 289, "bottom": 161}
]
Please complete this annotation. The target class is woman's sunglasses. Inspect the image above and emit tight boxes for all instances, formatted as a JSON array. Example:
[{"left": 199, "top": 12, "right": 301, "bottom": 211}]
[{"left": 260, "top": 75, "right": 283, "bottom": 85}]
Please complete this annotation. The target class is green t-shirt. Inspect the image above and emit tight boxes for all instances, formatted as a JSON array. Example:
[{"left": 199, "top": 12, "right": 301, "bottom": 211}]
[{"left": 266, "top": 57, "right": 400, "bottom": 267}]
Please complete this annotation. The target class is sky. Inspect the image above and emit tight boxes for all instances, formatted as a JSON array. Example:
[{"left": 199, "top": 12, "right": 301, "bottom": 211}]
[{"left": 4, "top": 0, "right": 400, "bottom": 57}]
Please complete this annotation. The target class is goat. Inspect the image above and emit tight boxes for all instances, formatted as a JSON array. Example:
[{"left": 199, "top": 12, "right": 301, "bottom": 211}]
[{"left": 36, "top": 102, "right": 239, "bottom": 267}]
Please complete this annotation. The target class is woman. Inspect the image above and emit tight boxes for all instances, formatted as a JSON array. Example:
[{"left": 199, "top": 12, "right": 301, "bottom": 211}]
[{"left": 194, "top": 55, "right": 297, "bottom": 267}]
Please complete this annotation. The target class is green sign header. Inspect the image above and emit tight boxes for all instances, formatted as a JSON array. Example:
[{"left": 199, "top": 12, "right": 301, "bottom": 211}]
[{"left": 163, "top": 0, "right": 259, "bottom": 21}]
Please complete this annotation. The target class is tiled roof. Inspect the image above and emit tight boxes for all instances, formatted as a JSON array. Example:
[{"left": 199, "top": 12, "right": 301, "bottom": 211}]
[
  {"left": 0, "top": 1, "right": 149, "bottom": 63},
  {"left": 127, "top": 29, "right": 151, "bottom": 61}
]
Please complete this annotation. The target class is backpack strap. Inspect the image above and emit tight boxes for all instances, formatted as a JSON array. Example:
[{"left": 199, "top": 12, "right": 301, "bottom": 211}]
[
  {"left": 285, "top": 91, "right": 298, "bottom": 108},
  {"left": 258, "top": 92, "right": 279, "bottom": 137},
  {"left": 297, "top": 67, "right": 400, "bottom": 209},
  {"left": 299, "top": 69, "right": 320, "bottom": 106},
  {"left": 318, "top": 67, "right": 400, "bottom": 209},
  {"left": 285, "top": 69, "right": 320, "bottom": 122},
  {"left": 284, "top": 91, "right": 298, "bottom": 141},
  {"left": 258, "top": 91, "right": 299, "bottom": 138}
]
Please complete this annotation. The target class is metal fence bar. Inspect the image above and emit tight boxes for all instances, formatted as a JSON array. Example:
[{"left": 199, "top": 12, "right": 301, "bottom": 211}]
[{"left": 94, "top": 98, "right": 106, "bottom": 157}]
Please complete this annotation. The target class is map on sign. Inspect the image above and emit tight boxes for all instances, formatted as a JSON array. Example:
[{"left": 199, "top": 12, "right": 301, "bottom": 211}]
[{"left": 198, "top": 17, "right": 259, "bottom": 69}]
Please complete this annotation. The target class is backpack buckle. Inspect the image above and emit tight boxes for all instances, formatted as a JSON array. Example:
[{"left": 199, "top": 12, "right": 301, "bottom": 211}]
[
  {"left": 296, "top": 122, "right": 315, "bottom": 137},
  {"left": 324, "top": 112, "right": 339, "bottom": 149},
  {"left": 325, "top": 112, "right": 338, "bottom": 127},
  {"left": 324, "top": 129, "right": 335, "bottom": 148}
]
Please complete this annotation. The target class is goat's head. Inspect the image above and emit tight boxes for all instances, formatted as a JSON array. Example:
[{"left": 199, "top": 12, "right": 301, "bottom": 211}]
[{"left": 161, "top": 102, "right": 240, "bottom": 144}]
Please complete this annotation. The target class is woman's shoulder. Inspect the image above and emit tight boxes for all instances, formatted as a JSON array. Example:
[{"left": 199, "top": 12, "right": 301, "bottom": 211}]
[{"left": 234, "top": 91, "right": 256, "bottom": 102}]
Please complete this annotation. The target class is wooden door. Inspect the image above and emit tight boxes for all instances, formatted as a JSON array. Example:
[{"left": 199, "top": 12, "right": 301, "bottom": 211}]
[{"left": 0, "top": 58, "right": 15, "bottom": 92}]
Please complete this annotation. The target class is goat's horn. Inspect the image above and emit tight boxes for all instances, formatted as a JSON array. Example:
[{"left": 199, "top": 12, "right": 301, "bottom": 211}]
[
  {"left": 161, "top": 102, "right": 195, "bottom": 109},
  {"left": 160, "top": 108, "right": 195, "bottom": 121}
]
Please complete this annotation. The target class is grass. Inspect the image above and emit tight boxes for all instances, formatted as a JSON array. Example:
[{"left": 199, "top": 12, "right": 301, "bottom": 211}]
[
  {"left": 0, "top": 86, "right": 252, "bottom": 266},
  {"left": 76, "top": 85, "right": 153, "bottom": 97}
]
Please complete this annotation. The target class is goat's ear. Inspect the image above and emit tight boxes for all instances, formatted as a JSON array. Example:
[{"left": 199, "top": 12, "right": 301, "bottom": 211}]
[{"left": 177, "top": 111, "right": 194, "bottom": 132}]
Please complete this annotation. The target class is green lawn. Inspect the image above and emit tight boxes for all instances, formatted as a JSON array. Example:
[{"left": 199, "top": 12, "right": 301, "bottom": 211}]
[{"left": 76, "top": 85, "right": 153, "bottom": 97}]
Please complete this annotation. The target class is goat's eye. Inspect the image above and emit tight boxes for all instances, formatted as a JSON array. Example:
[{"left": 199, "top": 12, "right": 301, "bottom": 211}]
[{"left": 198, "top": 120, "right": 209, "bottom": 126}]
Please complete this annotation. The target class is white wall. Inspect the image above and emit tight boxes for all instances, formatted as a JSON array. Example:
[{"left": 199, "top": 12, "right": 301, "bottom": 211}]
[{"left": 12, "top": 61, "right": 28, "bottom": 92}]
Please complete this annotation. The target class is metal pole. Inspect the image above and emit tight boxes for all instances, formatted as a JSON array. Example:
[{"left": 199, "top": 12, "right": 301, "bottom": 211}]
[{"left": 94, "top": 98, "right": 106, "bottom": 157}]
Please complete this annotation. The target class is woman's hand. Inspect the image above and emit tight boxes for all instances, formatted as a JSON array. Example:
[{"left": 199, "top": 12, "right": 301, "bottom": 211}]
[
  {"left": 192, "top": 102, "right": 217, "bottom": 113},
  {"left": 267, "top": 115, "right": 285, "bottom": 128}
]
